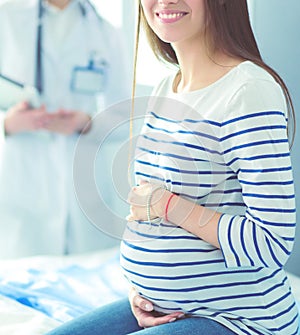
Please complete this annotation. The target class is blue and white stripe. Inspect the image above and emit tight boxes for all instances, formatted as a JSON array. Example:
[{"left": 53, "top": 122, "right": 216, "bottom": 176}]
[{"left": 120, "top": 61, "right": 298, "bottom": 335}]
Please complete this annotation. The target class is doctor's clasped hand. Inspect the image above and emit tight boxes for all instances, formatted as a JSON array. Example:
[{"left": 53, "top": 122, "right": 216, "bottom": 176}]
[
  {"left": 42, "top": 109, "right": 91, "bottom": 135},
  {"left": 4, "top": 102, "right": 48, "bottom": 135},
  {"left": 4, "top": 102, "right": 91, "bottom": 136}
]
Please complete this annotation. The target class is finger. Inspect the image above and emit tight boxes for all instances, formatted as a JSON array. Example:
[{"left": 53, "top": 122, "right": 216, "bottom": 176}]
[
  {"left": 136, "top": 310, "right": 183, "bottom": 328},
  {"left": 39, "top": 104, "right": 47, "bottom": 113},
  {"left": 126, "top": 214, "right": 135, "bottom": 221},
  {"left": 126, "top": 190, "right": 133, "bottom": 204},
  {"left": 34, "top": 109, "right": 46, "bottom": 117},
  {"left": 127, "top": 191, "right": 139, "bottom": 205},
  {"left": 126, "top": 206, "right": 134, "bottom": 219},
  {"left": 19, "top": 101, "right": 30, "bottom": 110},
  {"left": 128, "top": 286, "right": 138, "bottom": 303},
  {"left": 150, "top": 313, "right": 184, "bottom": 326},
  {"left": 133, "top": 294, "right": 153, "bottom": 312}
]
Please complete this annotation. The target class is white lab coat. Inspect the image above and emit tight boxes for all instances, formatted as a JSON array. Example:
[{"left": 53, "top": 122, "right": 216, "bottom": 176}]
[{"left": 0, "top": 0, "right": 131, "bottom": 258}]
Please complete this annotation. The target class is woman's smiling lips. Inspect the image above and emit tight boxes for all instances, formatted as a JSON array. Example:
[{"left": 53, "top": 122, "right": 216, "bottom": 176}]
[{"left": 155, "top": 10, "right": 188, "bottom": 24}]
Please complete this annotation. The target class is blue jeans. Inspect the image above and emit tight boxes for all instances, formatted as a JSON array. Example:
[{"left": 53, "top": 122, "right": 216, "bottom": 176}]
[{"left": 45, "top": 298, "right": 236, "bottom": 335}]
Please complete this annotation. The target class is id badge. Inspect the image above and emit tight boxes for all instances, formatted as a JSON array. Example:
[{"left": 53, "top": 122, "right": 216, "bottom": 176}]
[{"left": 71, "top": 64, "right": 106, "bottom": 94}]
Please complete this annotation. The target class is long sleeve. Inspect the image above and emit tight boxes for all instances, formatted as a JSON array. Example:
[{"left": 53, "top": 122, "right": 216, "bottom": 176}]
[{"left": 218, "top": 79, "right": 296, "bottom": 269}]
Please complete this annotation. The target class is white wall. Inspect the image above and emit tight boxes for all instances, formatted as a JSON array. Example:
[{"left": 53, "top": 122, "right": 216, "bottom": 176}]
[
  {"left": 249, "top": 0, "right": 300, "bottom": 276},
  {"left": 91, "top": 0, "right": 123, "bottom": 28}
]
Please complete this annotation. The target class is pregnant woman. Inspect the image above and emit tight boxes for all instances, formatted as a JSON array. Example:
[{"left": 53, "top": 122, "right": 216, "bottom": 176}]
[{"left": 46, "top": 1, "right": 298, "bottom": 334}]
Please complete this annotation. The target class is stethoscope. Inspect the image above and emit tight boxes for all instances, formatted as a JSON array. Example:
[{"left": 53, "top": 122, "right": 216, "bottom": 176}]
[{"left": 36, "top": 0, "right": 104, "bottom": 94}]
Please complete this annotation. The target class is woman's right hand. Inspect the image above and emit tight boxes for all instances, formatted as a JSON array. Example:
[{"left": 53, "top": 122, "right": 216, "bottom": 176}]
[
  {"left": 129, "top": 287, "right": 184, "bottom": 328},
  {"left": 4, "top": 101, "right": 48, "bottom": 135}
]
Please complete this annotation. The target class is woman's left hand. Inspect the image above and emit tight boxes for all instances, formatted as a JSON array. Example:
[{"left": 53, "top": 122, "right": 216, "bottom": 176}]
[
  {"left": 129, "top": 287, "right": 184, "bottom": 328},
  {"left": 126, "top": 181, "right": 170, "bottom": 222}
]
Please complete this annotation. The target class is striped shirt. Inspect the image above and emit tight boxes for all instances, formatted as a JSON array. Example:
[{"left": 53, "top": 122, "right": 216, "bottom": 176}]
[{"left": 120, "top": 61, "right": 298, "bottom": 335}]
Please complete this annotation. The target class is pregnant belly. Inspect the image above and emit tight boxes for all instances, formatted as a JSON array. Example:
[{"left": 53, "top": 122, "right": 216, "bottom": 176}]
[{"left": 120, "top": 221, "right": 226, "bottom": 313}]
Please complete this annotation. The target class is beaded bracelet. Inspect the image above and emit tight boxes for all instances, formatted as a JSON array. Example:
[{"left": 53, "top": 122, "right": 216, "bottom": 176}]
[{"left": 146, "top": 185, "right": 166, "bottom": 226}]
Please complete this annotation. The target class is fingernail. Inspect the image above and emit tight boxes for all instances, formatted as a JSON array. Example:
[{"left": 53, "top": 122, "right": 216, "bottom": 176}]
[
  {"left": 169, "top": 318, "right": 176, "bottom": 323},
  {"left": 144, "top": 304, "right": 152, "bottom": 311},
  {"left": 177, "top": 314, "right": 185, "bottom": 319}
]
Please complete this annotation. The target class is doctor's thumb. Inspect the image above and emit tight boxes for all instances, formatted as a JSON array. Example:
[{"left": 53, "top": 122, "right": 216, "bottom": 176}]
[
  {"left": 36, "top": 104, "right": 46, "bottom": 112},
  {"left": 18, "top": 101, "right": 30, "bottom": 111}
]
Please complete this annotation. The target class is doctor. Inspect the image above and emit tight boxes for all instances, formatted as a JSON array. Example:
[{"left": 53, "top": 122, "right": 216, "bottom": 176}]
[{"left": 0, "top": 0, "right": 130, "bottom": 258}]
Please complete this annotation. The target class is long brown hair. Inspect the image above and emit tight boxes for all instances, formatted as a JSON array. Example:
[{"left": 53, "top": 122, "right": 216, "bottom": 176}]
[{"left": 133, "top": 0, "right": 295, "bottom": 146}]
